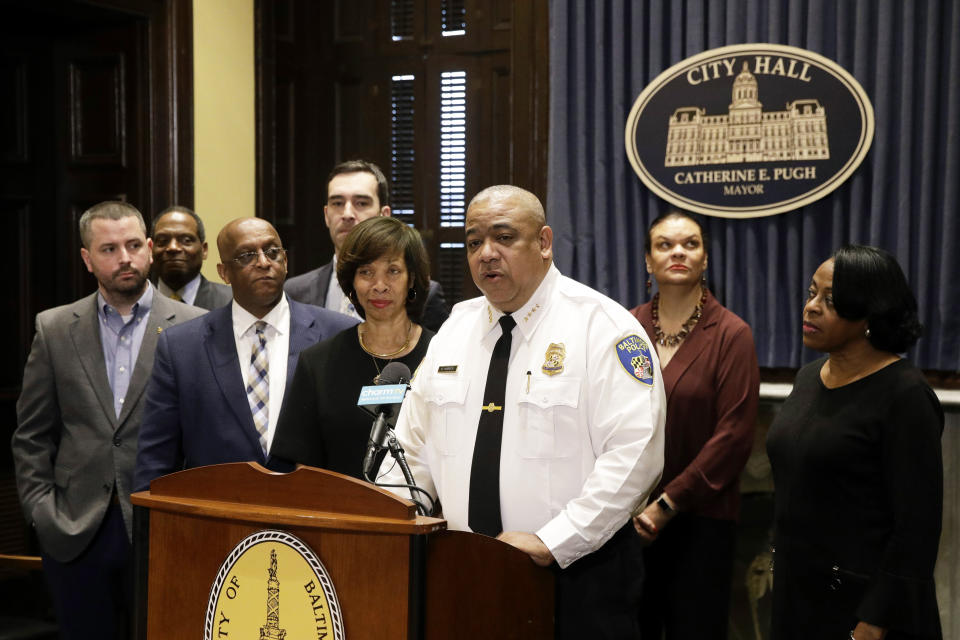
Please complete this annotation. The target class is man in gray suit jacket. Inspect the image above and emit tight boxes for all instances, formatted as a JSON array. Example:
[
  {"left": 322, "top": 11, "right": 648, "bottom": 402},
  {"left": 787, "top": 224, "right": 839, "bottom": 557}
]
[
  {"left": 151, "top": 205, "right": 233, "bottom": 310},
  {"left": 284, "top": 159, "right": 449, "bottom": 331},
  {"left": 12, "top": 201, "right": 205, "bottom": 639}
]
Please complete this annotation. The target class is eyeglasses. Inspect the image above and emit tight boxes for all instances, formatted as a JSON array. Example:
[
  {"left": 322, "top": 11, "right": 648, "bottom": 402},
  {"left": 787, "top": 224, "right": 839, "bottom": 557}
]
[{"left": 229, "top": 247, "right": 287, "bottom": 267}]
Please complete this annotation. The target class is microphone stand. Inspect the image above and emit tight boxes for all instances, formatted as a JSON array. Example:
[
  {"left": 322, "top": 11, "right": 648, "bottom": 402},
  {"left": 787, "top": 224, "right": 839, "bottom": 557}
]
[{"left": 385, "top": 429, "right": 428, "bottom": 517}]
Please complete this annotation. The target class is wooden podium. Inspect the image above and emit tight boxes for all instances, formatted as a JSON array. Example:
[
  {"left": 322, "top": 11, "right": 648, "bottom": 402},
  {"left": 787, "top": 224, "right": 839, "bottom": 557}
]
[{"left": 131, "top": 462, "right": 553, "bottom": 639}]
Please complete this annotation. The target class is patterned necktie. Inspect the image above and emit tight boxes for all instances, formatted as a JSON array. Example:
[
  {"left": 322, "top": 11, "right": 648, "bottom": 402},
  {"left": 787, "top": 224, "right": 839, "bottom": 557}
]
[
  {"left": 468, "top": 314, "right": 516, "bottom": 537},
  {"left": 246, "top": 321, "right": 269, "bottom": 454},
  {"left": 339, "top": 290, "right": 361, "bottom": 319}
]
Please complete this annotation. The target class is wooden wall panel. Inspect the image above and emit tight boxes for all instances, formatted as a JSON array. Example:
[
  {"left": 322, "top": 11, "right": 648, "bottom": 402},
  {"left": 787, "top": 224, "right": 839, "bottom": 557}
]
[
  {"left": 275, "top": 79, "right": 296, "bottom": 226},
  {"left": 256, "top": 0, "right": 548, "bottom": 305},
  {"left": 68, "top": 55, "right": 126, "bottom": 164},
  {"left": 491, "top": 0, "right": 513, "bottom": 29},
  {"left": 334, "top": 79, "right": 364, "bottom": 162},
  {"left": 1, "top": 201, "right": 30, "bottom": 388},
  {"left": 334, "top": 0, "right": 367, "bottom": 43},
  {"left": 488, "top": 61, "right": 511, "bottom": 186},
  {"left": 509, "top": 0, "right": 549, "bottom": 197},
  {"left": 0, "top": 60, "right": 28, "bottom": 163},
  {"left": 274, "top": 0, "right": 295, "bottom": 42},
  {"left": 0, "top": 0, "right": 194, "bottom": 570}
]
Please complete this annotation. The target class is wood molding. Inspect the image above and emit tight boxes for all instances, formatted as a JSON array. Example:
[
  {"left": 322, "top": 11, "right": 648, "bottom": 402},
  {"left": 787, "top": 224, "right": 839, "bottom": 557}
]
[
  {"left": 0, "top": 554, "right": 43, "bottom": 571},
  {"left": 82, "top": 0, "right": 195, "bottom": 212}
]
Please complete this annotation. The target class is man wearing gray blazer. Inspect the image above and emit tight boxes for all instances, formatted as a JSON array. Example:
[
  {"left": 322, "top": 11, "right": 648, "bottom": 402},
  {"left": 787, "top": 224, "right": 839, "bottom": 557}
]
[
  {"left": 12, "top": 201, "right": 205, "bottom": 639},
  {"left": 151, "top": 205, "right": 233, "bottom": 310}
]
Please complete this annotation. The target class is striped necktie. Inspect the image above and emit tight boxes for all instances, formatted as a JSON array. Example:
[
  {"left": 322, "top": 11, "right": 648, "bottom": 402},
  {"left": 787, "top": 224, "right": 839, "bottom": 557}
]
[{"left": 246, "top": 321, "right": 270, "bottom": 454}]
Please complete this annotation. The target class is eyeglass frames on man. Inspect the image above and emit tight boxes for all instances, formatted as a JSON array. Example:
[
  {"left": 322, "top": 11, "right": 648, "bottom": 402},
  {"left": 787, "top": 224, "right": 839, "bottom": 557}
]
[{"left": 230, "top": 247, "right": 287, "bottom": 267}]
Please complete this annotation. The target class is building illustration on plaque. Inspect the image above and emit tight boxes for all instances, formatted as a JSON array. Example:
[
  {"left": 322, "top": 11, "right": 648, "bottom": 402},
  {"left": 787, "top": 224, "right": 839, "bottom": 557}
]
[
  {"left": 665, "top": 62, "right": 829, "bottom": 166},
  {"left": 260, "top": 549, "right": 287, "bottom": 640}
]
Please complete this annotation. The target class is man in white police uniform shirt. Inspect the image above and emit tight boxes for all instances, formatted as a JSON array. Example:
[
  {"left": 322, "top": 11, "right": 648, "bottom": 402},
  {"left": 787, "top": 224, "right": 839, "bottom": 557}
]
[{"left": 378, "top": 185, "right": 666, "bottom": 638}]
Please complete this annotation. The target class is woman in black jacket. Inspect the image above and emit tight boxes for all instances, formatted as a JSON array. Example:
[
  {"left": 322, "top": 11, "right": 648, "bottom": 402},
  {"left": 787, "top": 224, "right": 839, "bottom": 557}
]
[{"left": 767, "top": 245, "right": 943, "bottom": 640}]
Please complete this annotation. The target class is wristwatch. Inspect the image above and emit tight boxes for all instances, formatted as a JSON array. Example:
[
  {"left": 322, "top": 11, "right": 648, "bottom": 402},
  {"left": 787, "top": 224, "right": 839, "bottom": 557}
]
[{"left": 656, "top": 495, "right": 674, "bottom": 514}]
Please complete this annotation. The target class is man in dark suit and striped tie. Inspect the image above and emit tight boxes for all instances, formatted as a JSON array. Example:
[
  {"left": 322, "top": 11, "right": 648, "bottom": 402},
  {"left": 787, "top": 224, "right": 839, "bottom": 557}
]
[{"left": 134, "top": 217, "right": 357, "bottom": 491}]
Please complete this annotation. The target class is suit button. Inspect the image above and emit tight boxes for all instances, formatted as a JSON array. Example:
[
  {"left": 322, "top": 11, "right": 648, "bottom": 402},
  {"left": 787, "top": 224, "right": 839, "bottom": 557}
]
[{"left": 113, "top": 438, "right": 122, "bottom": 447}]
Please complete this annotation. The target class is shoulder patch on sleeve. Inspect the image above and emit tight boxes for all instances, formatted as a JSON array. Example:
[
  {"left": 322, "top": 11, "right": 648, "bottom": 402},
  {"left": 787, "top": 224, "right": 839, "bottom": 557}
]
[{"left": 615, "top": 335, "right": 655, "bottom": 386}]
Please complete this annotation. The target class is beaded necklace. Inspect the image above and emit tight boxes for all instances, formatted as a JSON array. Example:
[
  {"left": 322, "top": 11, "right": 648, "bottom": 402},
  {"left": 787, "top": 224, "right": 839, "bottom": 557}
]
[{"left": 651, "top": 288, "right": 707, "bottom": 347}]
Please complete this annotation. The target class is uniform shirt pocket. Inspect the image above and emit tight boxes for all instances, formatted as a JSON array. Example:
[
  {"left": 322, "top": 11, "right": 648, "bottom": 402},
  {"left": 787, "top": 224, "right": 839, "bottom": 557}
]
[
  {"left": 518, "top": 377, "right": 582, "bottom": 459},
  {"left": 423, "top": 376, "right": 470, "bottom": 455}
]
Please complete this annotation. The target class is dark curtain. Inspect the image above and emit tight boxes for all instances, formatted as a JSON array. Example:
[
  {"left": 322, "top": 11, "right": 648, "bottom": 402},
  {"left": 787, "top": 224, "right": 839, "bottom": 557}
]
[{"left": 547, "top": 0, "right": 960, "bottom": 370}]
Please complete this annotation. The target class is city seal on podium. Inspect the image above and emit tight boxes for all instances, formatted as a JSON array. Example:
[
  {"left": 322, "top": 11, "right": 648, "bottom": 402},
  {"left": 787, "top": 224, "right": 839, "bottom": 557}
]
[
  {"left": 625, "top": 43, "right": 874, "bottom": 218},
  {"left": 204, "top": 530, "right": 345, "bottom": 640}
]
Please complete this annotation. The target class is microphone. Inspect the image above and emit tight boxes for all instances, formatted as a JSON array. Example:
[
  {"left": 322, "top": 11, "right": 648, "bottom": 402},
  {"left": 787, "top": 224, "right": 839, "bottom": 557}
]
[{"left": 360, "top": 362, "right": 411, "bottom": 480}]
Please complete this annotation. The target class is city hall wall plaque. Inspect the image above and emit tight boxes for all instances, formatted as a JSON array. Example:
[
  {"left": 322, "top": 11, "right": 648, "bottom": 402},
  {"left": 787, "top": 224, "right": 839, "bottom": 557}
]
[{"left": 625, "top": 43, "right": 874, "bottom": 218}]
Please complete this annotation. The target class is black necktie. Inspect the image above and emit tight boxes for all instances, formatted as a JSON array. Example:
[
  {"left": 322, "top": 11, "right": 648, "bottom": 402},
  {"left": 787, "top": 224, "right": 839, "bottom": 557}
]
[{"left": 468, "top": 313, "right": 516, "bottom": 537}]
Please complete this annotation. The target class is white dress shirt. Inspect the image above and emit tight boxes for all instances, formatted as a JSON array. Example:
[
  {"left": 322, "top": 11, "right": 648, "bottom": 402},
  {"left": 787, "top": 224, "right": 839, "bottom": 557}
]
[
  {"left": 157, "top": 272, "right": 202, "bottom": 305},
  {"left": 380, "top": 264, "right": 666, "bottom": 568},
  {"left": 325, "top": 254, "right": 362, "bottom": 320},
  {"left": 231, "top": 294, "right": 291, "bottom": 452}
]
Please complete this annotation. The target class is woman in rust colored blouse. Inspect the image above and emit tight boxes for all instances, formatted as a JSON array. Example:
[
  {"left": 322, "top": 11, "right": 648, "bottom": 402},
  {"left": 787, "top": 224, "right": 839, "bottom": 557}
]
[{"left": 631, "top": 210, "right": 760, "bottom": 640}]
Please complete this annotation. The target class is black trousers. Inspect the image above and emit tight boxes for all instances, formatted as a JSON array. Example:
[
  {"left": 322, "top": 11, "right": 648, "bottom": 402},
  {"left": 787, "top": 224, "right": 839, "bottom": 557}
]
[
  {"left": 770, "top": 549, "right": 939, "bottom": 640},
  {"left": 41, "top": 501, "right": 132, "bottom": 640},
  {"left": 639, "top": 513, "right": 737, "bottom": 640},
  {"left": 553, "top": 523, "right": 645, "bottom": 639}
]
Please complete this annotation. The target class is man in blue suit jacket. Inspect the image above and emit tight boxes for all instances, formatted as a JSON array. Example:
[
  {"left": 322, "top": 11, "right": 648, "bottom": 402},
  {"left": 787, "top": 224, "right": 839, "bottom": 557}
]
[{"left": 134, "top": 217, "right": 357, "bottom": 490}]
